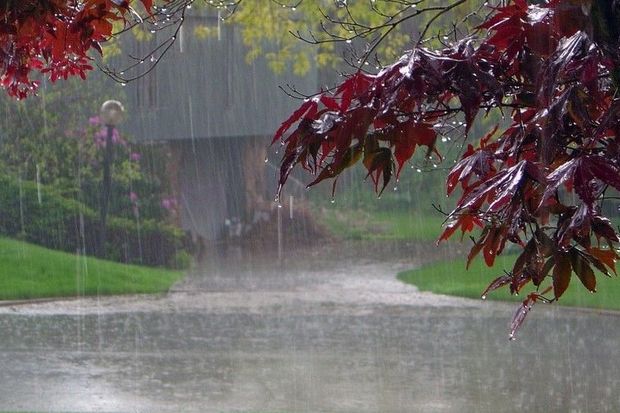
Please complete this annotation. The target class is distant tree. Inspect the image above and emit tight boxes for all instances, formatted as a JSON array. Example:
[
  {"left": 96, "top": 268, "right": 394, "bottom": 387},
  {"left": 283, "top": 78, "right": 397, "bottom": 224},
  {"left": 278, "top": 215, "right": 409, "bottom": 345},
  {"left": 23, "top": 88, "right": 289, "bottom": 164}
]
[{"left": 273, "top": 0, "right": 620, "bottom": 338}]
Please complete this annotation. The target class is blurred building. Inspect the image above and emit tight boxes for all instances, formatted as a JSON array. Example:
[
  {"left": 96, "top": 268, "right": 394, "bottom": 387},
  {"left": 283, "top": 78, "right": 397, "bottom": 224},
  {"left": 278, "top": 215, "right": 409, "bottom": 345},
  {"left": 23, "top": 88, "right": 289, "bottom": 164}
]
[{"left": 123, "top": 12, "right": 320, "bottom": 241}]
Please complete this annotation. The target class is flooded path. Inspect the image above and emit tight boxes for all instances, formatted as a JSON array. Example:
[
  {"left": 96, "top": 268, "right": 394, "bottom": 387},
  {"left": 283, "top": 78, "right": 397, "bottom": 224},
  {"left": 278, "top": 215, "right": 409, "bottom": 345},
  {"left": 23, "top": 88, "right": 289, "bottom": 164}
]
[{"left": 0, "top": 241, "right": 619, "bottom": 412}]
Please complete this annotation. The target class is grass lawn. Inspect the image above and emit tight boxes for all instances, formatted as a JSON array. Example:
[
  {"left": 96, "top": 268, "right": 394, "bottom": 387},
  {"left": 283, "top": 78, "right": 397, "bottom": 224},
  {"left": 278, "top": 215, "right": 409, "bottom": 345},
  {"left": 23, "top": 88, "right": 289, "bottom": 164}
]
[
  {"left": 398, "top": 253, "right": 620, "bottom": 311},
  {"left": 317, "top": 206, "right": 446, "bottom": 242},
  {"left": 0, "top": 237, "right": 184, "bottom": 300}
]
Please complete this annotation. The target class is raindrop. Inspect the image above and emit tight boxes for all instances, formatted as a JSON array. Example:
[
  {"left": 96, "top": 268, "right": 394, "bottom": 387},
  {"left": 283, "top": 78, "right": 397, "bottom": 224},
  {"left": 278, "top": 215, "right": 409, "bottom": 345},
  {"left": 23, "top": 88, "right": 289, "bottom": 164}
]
[
  {"left": 481, "top": 295, "right": 487, "bottom": 300},
  {"left": 36, "top": 165, "right": 42, "bottom": 205}
]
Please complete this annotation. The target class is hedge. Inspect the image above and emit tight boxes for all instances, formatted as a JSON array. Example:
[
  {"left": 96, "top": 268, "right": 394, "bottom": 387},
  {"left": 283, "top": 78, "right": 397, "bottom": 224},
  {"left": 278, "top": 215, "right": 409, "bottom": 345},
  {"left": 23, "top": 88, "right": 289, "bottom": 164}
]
[{"left": 0, "top": 175, "right": 190, "bottom": 268}]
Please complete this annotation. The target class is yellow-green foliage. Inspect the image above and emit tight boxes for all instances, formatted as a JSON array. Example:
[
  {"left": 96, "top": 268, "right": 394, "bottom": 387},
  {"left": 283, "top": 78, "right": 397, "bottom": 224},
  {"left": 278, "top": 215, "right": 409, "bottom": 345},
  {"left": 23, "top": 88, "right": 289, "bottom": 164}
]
[
  {"left": 128, "top": 1, "right": 485, "bottom": 76},
  {"left": 225, "top": 0, "right": 483, "bottom": 75},
  {"left": 228, "top": 0, "right": 410, "bottom": 75},
  {"left": 193, "top": 24, "right": 219, "bottom": 39}
]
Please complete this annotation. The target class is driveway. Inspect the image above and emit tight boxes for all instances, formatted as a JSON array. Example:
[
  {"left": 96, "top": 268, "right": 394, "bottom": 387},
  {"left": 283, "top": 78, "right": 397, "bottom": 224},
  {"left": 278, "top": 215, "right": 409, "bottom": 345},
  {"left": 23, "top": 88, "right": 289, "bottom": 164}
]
[{"left": 0, "top": 241, "right": 618, "bottom": 412}]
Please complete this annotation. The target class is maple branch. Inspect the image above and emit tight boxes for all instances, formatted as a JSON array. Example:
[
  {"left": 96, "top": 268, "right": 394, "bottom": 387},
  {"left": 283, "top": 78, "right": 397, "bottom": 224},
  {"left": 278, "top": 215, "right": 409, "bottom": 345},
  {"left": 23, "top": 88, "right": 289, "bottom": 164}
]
[
  {"left": 101, "top": 0, "right": 245, "bottom": 84},
  {"left": 289, "top": 0, "right": 473, "bottom": 70}
]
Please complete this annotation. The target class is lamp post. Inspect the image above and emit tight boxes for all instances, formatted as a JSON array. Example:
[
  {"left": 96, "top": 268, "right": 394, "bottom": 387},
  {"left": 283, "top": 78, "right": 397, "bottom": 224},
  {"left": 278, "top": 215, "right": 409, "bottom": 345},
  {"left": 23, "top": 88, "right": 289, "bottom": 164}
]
[{"left": 98, "top": 100, "right": 125, "bottom": 257}]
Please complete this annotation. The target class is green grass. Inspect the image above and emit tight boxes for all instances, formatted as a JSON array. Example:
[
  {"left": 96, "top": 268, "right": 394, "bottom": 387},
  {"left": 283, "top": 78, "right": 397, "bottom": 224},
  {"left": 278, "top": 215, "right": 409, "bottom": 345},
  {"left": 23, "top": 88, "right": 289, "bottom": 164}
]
[
  {"left": 398, "top": 253, "right": 620, "bottom": 311},
  {"left": 0, "top": 237, "right": 184, "bottom": 300},
  {"left": 318, "top": 206, "right": 446, "bottom": 241}
]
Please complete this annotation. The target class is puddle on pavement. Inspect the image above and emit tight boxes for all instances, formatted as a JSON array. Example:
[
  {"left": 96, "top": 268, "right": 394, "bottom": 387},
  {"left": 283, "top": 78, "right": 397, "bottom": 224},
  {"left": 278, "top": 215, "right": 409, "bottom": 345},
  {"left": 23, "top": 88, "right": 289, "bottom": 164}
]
[{"left": 0, "top": 243, "right": 618, "bottom": 412}]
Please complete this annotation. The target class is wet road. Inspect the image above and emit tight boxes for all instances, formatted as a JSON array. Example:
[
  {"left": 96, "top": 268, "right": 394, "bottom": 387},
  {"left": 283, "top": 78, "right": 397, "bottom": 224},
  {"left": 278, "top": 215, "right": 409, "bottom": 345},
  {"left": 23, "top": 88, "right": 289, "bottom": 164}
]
[{"left": 0, "top": 241, "right": 619, "bottom": 412}]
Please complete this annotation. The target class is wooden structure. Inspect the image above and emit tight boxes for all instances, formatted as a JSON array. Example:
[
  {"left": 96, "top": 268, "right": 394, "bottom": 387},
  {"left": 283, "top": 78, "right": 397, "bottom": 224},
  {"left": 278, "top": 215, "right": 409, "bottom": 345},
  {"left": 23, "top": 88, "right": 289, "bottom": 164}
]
[{"left": 122, "top": 13, "right": 319, "bottom": 241}]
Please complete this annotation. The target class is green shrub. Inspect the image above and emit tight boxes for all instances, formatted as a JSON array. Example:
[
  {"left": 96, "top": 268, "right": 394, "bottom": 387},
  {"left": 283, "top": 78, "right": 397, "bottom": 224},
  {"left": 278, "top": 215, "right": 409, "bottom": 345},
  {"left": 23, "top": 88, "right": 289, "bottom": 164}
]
[
  {"left": 170, "top": 250, "right": 193, "bottom": 270},
  {"left": 0, "top": 174, "right": 190, "bottom": 267}
]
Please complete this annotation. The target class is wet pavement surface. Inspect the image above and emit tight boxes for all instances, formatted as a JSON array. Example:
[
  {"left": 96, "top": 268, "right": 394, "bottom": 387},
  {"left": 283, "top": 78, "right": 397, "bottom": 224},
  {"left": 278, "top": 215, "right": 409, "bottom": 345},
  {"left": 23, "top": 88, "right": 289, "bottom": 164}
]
[{"left": 0, "top": 241, "right": 619, "bottom": 412}]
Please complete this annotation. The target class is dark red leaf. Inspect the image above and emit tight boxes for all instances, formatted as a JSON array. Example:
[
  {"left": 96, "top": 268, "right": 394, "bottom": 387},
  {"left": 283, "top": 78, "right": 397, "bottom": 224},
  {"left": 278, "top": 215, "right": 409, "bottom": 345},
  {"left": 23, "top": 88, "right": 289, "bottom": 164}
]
[
  {"left": 552, "top": 252, "right": 571, "bottom": 299},
  {"left": 584, "top": 251, "right": 612, "bottom": 278},
  {"left": 512, "top": 247, "right": 530, "bottom": 277},
  {"left": 438, "top": 220, "right": 459, "bottom": 243},
  {"left": 320, "top": 95, "right": 340, "bottom": 111},
  {"left": 510, "top": 271, "right": 532, "bottom": 295},
  {"left": 393, "top": 138, "right": 416, "bottom": 179},
  {"left": 272, "top": 99, "right": 317, "bottom": 144},
  {"left": 481, "top": 274, "right": 512, "bottom": 299},
  {"left": 540, "top": 158, "right": 579, "bottom": 208},
  {"left": 509, "top": 288, "right": 552, "bottom": 340},
  {"left": 539, "top": 31, "right": 589, "bottom": 105},
  {"left": 585, "top": 155, "right": 620, "bottom": 192},
  {"left": 509, "top": 298, "right": 534, "bottom": 341},
  {"left": 446, "top": 146, "right": 494, "bottom": 195},
  {"left": 588, "top": 247, "right": 618, "bottom": 275},
  {"left": 306, "top": 144, "right": 362, "bottom": 189},
  {"left": 483, "top": 228, "right": 499, "bottom": 267},
  {"left": 138, "top": 0, "right": 152, "bottom": 10},
  {"left": 591, "top": 215, "right": 620, "bottom": 243},
  {"left": 570, "top": 248, "right": 597, "bottom": 292},
  {"left": 363, "top": 147, "right": 393, "bottom": 195},
  {"left": 466, "top": 239, "right": 485, "bottom": 269},
  {"left": 460, "top": 160, "right": 532, "bottom": 213},
  {"left": 392, "top": 122, "right": 437, "bottom": 178}
]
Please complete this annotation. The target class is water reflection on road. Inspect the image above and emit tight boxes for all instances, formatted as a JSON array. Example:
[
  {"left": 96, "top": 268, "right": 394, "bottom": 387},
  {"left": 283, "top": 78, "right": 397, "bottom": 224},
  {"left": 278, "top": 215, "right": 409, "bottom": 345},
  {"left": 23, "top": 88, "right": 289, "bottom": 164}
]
[{"left": 0, "top": 241, "right": 618, "bottom": 412}]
